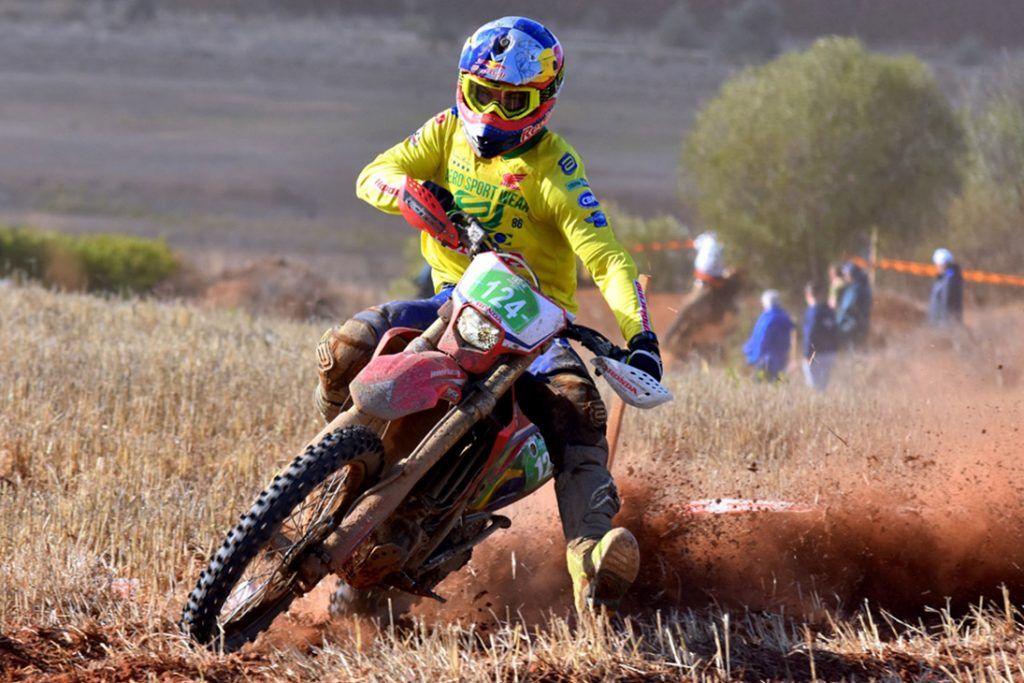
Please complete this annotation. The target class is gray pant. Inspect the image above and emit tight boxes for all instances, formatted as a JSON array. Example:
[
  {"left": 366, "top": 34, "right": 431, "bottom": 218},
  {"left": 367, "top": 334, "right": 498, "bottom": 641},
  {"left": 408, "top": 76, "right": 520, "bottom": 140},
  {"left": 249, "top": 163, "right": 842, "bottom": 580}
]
[{"left": 514, "top": 341, "right": 620, "bottom": 542}]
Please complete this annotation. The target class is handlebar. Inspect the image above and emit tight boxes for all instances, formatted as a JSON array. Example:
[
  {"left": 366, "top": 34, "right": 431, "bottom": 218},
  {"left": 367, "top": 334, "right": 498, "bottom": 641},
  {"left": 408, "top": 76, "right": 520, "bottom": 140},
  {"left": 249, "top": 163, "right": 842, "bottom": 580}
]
[
  {"left": 448, "top": 210, "right": 490, "bottom": 257},
  {"left": 448, "top": 211, "right": 628, "bottom": 363},
  {"left": 563, "top": 324, "right": 629, "bottom": 362}
]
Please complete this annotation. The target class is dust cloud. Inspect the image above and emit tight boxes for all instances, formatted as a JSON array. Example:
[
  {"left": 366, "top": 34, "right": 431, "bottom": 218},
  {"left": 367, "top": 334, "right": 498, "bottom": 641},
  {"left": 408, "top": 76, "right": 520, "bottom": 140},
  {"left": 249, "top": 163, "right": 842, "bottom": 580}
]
[
  {"left": 422, "top": 313, "right": 1024, "bottom": 624},
  {"left": 275, "top": 310, "right": 1024, "bottom": 654}
]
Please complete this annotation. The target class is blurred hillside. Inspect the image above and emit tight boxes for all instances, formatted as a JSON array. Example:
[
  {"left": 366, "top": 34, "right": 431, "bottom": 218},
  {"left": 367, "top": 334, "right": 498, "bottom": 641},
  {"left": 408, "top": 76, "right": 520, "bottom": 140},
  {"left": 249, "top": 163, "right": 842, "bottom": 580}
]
[
  {"left": 12, "top": 0, "right": 1023, "bottom": 48},
  {"left": 0, "top": 1, "right": 1020, "bottom": 298}
]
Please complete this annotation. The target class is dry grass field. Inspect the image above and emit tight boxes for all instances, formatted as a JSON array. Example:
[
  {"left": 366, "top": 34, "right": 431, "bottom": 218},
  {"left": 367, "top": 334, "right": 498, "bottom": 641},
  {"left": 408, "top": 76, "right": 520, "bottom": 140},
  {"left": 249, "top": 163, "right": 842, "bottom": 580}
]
[{"left": 1, "top": 283, "right": 1023, "bottom": 680}]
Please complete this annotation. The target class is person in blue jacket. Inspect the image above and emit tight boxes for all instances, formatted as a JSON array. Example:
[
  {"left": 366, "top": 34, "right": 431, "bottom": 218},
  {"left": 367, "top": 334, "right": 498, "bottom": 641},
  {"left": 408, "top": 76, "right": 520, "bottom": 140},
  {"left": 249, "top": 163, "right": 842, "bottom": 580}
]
[
  {"left": 928, "top": 248, "right": 963, "bottom": 327},
  {"left": 801, "top": 282, "right": 839, "bottom": 392},
  {"left": 835, "top": 261, "right": 872, "bottom": 351},
  {"left": 743, "top": 289, "right": 794, "bottom": 382}
]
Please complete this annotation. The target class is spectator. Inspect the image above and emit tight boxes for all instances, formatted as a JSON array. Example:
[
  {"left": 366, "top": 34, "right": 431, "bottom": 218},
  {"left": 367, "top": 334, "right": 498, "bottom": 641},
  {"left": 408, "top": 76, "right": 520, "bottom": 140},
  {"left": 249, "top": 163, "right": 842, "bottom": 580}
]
[
  {"left": 693, "top": 231, "right": 726, "bottom": 288},
  {"left": 928, "top": 248, "right": 963, "bottom": 326},
  {"left": 827, "top": 262, "right": 845, "bottom": 310},
  {"left": 801, "top": 282, "right": 839, "bottom": 392},
  {"left": 835, "top": 261, "right": 872, "bottom": 350},
  {"left": 743, "top": 289, "right": 794, "bottom": 382}
]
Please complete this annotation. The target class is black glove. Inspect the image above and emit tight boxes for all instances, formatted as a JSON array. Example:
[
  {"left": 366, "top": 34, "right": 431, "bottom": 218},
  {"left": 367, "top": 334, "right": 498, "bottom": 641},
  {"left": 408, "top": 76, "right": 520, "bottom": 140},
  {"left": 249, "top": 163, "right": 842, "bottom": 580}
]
[
  {"left": 626, "top": 331, "right": 663, "bottom": 382},
  {"left": 422, "top": 180, "right": 455, "bottom": 214}
]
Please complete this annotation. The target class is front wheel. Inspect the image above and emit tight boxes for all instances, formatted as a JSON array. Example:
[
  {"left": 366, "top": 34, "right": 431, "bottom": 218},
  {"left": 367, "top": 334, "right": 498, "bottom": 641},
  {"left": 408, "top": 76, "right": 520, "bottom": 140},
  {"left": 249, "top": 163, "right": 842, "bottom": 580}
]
[{"left": 181, "top": 425, "right": 384, "bottom": 652}]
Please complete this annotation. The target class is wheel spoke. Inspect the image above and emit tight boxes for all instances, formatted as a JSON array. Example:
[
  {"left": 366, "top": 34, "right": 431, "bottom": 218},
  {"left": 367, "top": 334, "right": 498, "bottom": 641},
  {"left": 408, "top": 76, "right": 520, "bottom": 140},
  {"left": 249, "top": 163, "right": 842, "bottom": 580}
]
[{"left": 219, "top": 466, "right": 359, "bottom": 630}]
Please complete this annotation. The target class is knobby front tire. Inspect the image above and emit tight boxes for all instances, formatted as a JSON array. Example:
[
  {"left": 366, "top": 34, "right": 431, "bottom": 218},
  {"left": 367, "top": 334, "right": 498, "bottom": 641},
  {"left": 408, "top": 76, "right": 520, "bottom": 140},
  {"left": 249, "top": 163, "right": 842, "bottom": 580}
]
[{"left": 181, "top": 425, "right": 384, "bottom": 652}]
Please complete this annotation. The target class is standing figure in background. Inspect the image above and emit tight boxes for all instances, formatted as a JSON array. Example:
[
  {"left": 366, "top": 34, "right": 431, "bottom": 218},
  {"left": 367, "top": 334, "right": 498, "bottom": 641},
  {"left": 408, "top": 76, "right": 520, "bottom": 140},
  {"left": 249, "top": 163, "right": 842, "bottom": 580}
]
[
  {"left": 693, "top": 231, "right": 726, "bottom": 288},
  {"left": 835, "top": 261, "right": 872, "bottom": 351},
  {"left": 928, "top": 248, "right": 963, "bottom": 327},
  {"left": 801, "top": 282, "right": 839, "bottom": 392},
  {"left": 743, "top": 289, "right": 794, "bottom": 383},
  {"left": 661, "top": 230, "right": 743, "bottom": 359}
]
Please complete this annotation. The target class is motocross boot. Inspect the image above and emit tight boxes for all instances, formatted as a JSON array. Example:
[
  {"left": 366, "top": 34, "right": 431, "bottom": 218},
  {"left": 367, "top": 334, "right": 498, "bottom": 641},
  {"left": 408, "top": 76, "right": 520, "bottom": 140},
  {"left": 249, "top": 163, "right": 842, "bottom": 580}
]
[
  {"left": 314, "top": 317, "right": 381, "bottom": 422},
  {"left": 566, "top": 527, "right": 640, "bottom": 613}
]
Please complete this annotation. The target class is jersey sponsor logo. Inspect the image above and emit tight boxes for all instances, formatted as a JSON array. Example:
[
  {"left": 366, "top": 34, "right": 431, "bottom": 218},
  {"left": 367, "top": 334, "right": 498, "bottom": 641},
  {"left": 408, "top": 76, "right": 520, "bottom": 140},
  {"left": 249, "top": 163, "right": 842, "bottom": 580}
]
[
  {"left": 558, "top": 152, "right": 578, "bottom": 175},
  {"left": 501, "top": 172, "right": 528, "bottom": 190},
  {"left": 498, "top": 188, "right": 530, "bottom": 213},
  {"left": 454, "top": 191, "right": 506, "bottom": 233},
  {"left": 434, "top": 111, "right": 449, "bottom": 125},
  {"left": 577, "top": 191, "right": 600, "bottom": 209},
  {"left": 373, "top": 176, "right": 400, "bottom": 197},
  {"left": 634, "top": 280, "right": 652, "bottom": 332},
  {"left": 566, "top": 178, "right": 589, "bottom": 191},
  {"left": 584, "top": 210, "right": 608, "bottom": 228}
]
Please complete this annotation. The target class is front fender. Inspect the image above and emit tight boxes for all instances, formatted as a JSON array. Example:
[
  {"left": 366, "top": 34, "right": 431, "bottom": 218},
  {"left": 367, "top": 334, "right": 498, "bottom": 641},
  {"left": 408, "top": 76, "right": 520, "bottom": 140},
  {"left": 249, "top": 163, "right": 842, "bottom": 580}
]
[{"left": 350, "top": 351, "right": 467, "bottom": 421}]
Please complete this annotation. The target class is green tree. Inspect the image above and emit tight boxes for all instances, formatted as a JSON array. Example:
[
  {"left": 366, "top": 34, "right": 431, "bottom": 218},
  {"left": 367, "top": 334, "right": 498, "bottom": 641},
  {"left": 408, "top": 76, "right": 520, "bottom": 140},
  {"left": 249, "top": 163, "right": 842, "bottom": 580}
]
[
  {"left": 684, "top": 37, "right": 966, "bottom": 289},
  {"left": 943, "top": 58, "right": 1024, "bottom": 295}
]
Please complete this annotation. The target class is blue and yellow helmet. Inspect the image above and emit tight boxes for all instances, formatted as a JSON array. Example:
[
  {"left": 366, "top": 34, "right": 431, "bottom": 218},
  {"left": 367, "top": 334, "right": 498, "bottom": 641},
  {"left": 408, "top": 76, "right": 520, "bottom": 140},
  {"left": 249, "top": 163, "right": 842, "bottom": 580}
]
[{"left": 456, "top": 17, "right": 565, "bottom": 159}]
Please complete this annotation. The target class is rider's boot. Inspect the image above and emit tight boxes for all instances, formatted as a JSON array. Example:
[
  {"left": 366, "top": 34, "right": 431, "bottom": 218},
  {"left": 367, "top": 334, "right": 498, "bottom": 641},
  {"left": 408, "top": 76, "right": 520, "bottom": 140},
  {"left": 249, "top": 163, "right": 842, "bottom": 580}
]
[
  {"left": 566, "top": 527, "right": 640, "bottom": 613},
  {"left": 314, "top": 317, "right": 381, "bottom": 422}
]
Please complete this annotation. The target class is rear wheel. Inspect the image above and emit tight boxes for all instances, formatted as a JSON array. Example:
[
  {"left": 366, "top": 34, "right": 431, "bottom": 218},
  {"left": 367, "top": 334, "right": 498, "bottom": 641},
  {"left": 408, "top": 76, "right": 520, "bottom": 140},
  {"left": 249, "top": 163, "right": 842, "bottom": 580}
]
[{"left": 181, "top": 425, "right": 384, "bottom": 652}]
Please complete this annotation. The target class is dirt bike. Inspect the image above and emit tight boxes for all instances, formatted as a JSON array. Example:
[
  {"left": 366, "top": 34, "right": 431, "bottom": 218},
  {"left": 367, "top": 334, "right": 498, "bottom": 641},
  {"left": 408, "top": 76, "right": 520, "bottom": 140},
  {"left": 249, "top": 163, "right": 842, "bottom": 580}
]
[{"left": 180, "top": 178, "right": 673, "bottom": 652}]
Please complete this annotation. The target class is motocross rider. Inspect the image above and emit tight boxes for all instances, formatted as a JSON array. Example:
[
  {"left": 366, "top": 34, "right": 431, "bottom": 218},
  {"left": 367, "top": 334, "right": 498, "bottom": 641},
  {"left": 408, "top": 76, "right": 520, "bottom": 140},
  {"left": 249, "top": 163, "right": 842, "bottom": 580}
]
[{"left": 315, "top": 16, "right": 663, "bottom": 612}]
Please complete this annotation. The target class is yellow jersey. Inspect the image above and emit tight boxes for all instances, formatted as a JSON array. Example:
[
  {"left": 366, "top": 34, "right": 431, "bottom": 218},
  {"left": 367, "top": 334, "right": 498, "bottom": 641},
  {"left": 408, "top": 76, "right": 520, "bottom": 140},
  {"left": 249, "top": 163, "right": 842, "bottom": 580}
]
[{"left": 356, "top": 108, "right": 651, "bottom": 342}]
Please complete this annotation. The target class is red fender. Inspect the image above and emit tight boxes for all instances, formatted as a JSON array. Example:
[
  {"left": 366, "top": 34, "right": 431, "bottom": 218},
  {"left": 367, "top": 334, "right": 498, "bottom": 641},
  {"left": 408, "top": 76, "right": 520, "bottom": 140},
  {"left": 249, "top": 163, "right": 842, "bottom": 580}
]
[{"left": 349, "top": 351, "right": 467, "bottom": 420}]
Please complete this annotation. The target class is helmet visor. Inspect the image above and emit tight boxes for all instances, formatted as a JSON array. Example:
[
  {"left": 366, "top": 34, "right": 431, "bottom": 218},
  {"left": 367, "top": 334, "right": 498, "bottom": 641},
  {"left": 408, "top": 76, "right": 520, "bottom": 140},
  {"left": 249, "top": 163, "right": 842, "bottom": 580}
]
[{"left": 460, "top": 74, "right": 540, "bottom": 121}]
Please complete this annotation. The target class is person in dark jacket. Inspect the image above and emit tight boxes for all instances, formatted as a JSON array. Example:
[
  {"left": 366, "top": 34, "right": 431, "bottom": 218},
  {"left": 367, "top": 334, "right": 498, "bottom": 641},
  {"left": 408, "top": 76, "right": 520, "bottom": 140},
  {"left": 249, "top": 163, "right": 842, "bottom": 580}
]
[
  {"left": 801, "top": 282, "right": 839, "bottom": 392},
  {"left": 743, "top": 289, "right": 794, "bottom": 382},
  {"left": 929, "top": 248, "right": 964, "bottom": 326},
  {"left": 835, "top": 261, "right": 872, "bottom": 351}
]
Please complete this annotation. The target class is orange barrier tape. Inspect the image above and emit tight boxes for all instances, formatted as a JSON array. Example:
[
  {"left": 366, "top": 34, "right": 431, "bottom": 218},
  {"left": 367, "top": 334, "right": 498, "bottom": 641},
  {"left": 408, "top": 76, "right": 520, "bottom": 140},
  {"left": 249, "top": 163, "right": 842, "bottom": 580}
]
[
  {"left": 626, "top": 245, "right": 1024, "bottom": 287},
  {"left": 851, "top": 256, "right": 1024, "bottom": 287},
  {"left": 629, "top": 239, "right": 694, "bottom": 253}
]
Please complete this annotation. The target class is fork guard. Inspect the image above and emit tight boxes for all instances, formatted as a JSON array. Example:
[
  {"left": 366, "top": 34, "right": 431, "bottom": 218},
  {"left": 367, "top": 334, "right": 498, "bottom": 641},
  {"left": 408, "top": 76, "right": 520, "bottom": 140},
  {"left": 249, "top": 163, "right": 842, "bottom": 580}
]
[{"left": 350, "top": 351, "right": 467, "bottom": 421}]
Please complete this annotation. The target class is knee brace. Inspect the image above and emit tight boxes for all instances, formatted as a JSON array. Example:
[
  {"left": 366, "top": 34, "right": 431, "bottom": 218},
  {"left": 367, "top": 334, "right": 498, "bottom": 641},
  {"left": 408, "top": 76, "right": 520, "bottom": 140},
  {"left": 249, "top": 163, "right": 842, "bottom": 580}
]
[
  {"left": 546, "top": 372, "right": 608, "bottom": 446},
  {"left": 315, "top": 314, "right": 383, "bottom": 406}
]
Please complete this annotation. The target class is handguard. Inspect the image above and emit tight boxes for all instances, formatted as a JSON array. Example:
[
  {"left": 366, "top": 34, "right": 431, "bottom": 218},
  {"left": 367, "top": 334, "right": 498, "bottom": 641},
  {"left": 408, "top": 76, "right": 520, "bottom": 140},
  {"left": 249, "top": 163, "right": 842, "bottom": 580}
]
[
  {"left": 398, "top": 177, "right": 461, "bottom": 249},
  {"left": 591, "top": 356, "right": 673, "bottom": 409}
]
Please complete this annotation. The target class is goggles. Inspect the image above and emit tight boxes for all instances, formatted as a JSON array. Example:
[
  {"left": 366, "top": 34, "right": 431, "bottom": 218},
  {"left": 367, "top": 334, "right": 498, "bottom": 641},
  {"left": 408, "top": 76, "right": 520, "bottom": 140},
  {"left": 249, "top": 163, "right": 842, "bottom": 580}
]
[{"left": 459, "top": 73, "right": 541, "bottom": 121}]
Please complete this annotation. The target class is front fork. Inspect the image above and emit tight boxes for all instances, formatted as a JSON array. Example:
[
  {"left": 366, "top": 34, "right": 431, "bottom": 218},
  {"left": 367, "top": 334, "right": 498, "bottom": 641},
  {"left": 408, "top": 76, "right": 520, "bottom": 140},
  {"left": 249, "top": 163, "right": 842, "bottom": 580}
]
[{"left": 320, "top": 347, "right": 537, "bottom": 574}]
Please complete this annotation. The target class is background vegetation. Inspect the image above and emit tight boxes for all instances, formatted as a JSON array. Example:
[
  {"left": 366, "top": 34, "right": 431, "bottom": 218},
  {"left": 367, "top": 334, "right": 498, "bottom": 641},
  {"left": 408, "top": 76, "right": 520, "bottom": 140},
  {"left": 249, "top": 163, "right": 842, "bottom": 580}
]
[
  {"left": 683, "top": 38, "right": 966, "bottom": 290},
  {"left": 943, "top": 57, "right": 1024, "bottom": 292},
  {"left": 0, "top": 226, "right": 178, "bottom": 294}
]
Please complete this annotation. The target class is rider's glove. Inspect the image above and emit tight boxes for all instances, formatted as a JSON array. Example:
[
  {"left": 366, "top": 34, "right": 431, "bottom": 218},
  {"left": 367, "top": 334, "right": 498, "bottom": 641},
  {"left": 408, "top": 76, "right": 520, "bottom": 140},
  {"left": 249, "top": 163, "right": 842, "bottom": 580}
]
[
  {"left": 626, "top": 331, "right": 663, "bottom": 382},
  {"left": 421, "top": 180, "right": 455, "bottom": 214}
]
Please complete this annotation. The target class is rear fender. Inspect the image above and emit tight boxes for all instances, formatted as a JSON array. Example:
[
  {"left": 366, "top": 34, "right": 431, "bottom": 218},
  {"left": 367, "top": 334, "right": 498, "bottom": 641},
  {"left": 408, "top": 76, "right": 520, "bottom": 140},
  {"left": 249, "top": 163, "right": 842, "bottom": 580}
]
[{"left": 350, "top": 351, "right": 467, "bottom": 421}]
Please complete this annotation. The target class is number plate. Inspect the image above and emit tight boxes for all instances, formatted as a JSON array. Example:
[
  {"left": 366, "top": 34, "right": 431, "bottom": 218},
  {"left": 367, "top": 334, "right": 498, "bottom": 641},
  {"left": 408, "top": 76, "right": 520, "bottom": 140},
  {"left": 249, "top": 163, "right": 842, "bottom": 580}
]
[
  {"left": 464, "top": 270, "right": 540, "bottom": 332},
  {"left": 454, "top": 252, "right": 568, "bottom": 352}
]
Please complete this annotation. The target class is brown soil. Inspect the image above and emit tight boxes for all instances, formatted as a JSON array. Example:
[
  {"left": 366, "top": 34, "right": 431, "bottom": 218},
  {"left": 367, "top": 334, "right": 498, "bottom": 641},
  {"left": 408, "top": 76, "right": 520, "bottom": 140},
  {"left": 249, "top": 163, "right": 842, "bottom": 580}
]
[{"left": 190, "top": 256, "right": 381, "bottom": 322}]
